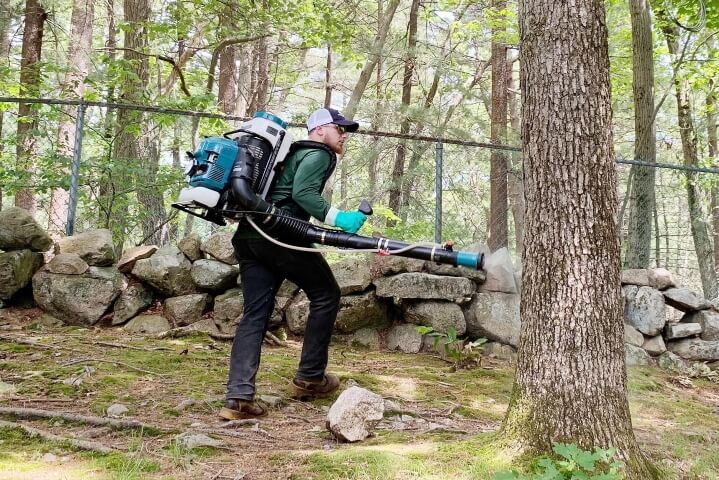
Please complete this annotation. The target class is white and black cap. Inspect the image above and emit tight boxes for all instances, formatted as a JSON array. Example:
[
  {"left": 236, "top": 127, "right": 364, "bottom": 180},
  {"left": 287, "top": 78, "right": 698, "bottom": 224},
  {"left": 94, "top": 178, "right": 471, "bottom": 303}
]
[{"left": 306, "top": 108, "right": 359, "bottom": 133}]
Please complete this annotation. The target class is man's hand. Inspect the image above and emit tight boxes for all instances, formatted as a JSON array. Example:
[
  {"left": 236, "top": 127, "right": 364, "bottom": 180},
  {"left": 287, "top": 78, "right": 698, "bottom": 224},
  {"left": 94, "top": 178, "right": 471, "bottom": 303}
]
[{"left": 335, "top": 210, "right": 367, "bottom": 234}]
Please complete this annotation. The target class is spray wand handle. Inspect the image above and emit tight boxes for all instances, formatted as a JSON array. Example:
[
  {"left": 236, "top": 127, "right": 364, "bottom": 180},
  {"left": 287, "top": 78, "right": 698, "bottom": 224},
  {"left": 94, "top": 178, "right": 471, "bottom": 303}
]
[{"left": 358, "top": 199, "right": 373, "bottom": 216}]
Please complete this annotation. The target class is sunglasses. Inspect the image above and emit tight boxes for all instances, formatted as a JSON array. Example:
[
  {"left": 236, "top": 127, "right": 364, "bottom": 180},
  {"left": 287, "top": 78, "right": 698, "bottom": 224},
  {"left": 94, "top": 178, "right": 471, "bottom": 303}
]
[{"left": 330, "top": 124, "right": 348, "bottom": 135}]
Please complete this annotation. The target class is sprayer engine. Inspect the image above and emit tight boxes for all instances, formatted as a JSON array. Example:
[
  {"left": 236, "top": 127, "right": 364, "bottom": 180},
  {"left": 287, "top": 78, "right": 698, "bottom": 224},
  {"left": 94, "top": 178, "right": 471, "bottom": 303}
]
[{"left": 173, "top": 112, "right": 293, "bottom": 226}]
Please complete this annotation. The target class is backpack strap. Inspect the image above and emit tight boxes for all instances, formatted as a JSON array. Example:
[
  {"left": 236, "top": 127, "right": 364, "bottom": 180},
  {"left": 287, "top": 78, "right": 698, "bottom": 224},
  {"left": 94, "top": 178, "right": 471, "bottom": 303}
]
[{"left": 273, "top": 141, "right": 337, "bottom": 214}]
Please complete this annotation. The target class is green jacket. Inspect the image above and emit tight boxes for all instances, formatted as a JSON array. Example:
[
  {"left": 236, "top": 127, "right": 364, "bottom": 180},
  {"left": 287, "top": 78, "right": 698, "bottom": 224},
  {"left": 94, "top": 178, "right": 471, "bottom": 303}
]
[{"left": 234, "top": 141, "right": 337, "bottom": 239}]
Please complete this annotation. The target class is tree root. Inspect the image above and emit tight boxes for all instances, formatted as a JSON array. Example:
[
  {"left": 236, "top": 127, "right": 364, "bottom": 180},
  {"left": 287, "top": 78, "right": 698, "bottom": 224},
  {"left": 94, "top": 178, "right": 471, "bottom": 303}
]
[
  {"left": 0, "top": 419, "right": 117, "bottom": 454},
  {"left": 0, "top": 406, "right": 165, "bottom": 432}
]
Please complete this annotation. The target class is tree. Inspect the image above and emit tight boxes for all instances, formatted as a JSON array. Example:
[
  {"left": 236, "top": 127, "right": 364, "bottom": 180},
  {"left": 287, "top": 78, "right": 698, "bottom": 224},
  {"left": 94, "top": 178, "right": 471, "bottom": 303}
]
[
  {"left": 14, "top": 0, "right": 47, "bottom": 214},
  {"left": 624, "top": 0, "right": 657, "bottom": 269},
  {"left": 501, "top": 0, "right": 660, "bottom": 477}
]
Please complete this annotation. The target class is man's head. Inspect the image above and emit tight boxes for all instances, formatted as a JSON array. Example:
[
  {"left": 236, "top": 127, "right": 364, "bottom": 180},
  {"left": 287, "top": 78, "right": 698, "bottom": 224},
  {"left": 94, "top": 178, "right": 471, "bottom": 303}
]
[{"left": 306, "top": 108, "right": 359, "bottom": 154}]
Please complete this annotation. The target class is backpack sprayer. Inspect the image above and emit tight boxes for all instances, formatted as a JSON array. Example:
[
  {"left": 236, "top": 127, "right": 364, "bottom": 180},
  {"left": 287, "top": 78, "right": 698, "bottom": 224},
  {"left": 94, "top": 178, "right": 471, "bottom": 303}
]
[{"left": 172, "top": 112, "right": 484, "bottom": 270}]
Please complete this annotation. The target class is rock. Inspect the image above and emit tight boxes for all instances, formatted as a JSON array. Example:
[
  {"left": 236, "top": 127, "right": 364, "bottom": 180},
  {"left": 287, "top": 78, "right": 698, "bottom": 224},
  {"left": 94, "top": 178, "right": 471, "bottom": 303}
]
[
  {"left": 369, "top": 255, "right": 424, "bottom": 277},
  {"left": 624, "top": 286, "right": 666, "bottom": 336},
  {"left": 270, "top": 296, "right": 291, "bottom": 328},
  {"left": 423, "top": 262, "right": 487, "bottom": 283},
  {"left": 642, "top": 335, "right": 667, "bottom": 356},
  {"left": 621, "top": 269, "right": 650, "bottom": 286},
  {"left": 351, "top": 328, "right": 381, "bottom": 349},
  {"left": 0, "top": 250, "right": 44, "bottom": 301},
  {"left": 478, "top": 247, "right": 517, "bottom": 294},
  {"left": 0, "top": 207, "right": 53, "bottom": 252},
  {"left": 46, "top": 253, "right": 88, "bottom": 275},
  {"left": 33, "top": 313, "right": 64, "bottom": 327},
  {"left": 625, "top": 344, "right": 652, "bottom": 366},
  {"left": 335, "top": 292, "right": 390, "bottom": 333},
  {"left": 331, "top": 257, "right": 372, "bottom": 294},
  {"left": 657, "top": 351, "right": 687, "bottom": 372},
  {"left": 0, "top": 381, "right": 18, "bottom": 397},
  {"left": 326, "top": 386, "right": 385, "bottom": 442},
  {"left": 106, "top": 403, "right": 129, "bottom": 417},
  {"left": 41, "top": 453, "right": 58, "bottom": 463},
  {"left": 117, "top": 245, "right": 157, "bottom": 273},
  {"left": 286, "top": 293, "right": 311, "bottom": 335},
  {"left": 33, "top": 267, "right": 127, "bottom": 325},
  {"left": 191, "top": 259, "right": 238, "bottom": 292},
  {"left": 403, "top": 301, "right": 466, "bottom": 336},
  {"left": 124, "top": 315, "right": 171, "bottom": 334},
  {"left": 665, "top": 323, "right": 702, "bottom": 340},
  {"left": 178, "top": 234, "right": 203, "bottom": 261},
  {"left": 663, "top": 288, "right": 711, "bottom": 312},
  {"left": 683, "top": 310, "right": 719, "bottom": 341},
  {"left": 482, "top": 342, "right": 517, "bottom": 362},
  {"left": 131, "top": 248, "right": 195, "bottom": 296},
  {"left": 374, "top": 273, "right": 475, "bottom": 300},
  {"left": 175, "top": 432, "right": 224, "bottom": 450},
  {"left": 213, "top": 289, "right": 244, "bottom": 334},
  {"left": 465, "top": 292, "right": 521, "bottom": 346},
  {"left": 113, "top": 283, "right": 153, "bottom": 325},
  {"left": 624, "top": 324, "right": 645, "bottom": 347},
  {"left": 385, "top": 324, "right": 423, "bottom": 353},
  {"left": 164, "top": 294, "right": 210, "bottom": 326},
  {"left": 668, "top": 339, "right": 719, "bottom": 361},
  {"left": 649, "top": 268, "right": 676, "bottom": 290},
  {"left": 277, "top": 280, "right": 299, "bottom": 297},
  {"left": 201, "top": 232, "right": 237, "bottom": 265},
  {"left": 175, "top": 399, "right": 196, "bottom": 411},
  {"left": 55, "top": 229, "right": 116, "bottom": 266},
  {"left": 259, "top": 395, "right": 283, "bottom": 409},
  {"left": 63, "top": 366, "right": 95, "bottom": 386}
]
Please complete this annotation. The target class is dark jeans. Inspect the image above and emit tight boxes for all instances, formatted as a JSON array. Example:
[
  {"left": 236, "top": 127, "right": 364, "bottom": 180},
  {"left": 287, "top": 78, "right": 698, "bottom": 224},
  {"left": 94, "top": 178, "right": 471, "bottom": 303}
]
[{"left": 226, "top": 237, "right": 341, "bottom": 400}]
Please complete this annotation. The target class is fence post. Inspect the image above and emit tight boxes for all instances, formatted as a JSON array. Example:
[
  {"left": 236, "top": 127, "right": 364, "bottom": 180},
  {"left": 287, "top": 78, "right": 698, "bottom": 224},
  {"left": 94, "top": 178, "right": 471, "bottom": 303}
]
[
  {"left": 65, "top": 101, "right": 86, "bottom": 236},
  {"left": 435, "top": 141, "right": 443, "bottom": 244}
]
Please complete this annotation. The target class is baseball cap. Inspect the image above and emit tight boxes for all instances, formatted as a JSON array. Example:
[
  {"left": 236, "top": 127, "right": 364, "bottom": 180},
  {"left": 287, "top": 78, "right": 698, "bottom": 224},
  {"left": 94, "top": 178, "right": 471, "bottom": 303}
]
[{"left": 306, "top": 108, "right": 359, "bottom": 133}]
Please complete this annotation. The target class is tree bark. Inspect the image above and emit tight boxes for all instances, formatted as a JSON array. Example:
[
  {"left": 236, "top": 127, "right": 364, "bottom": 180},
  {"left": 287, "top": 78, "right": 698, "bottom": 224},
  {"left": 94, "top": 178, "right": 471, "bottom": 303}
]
[
  {"left": 324, "top": 44, "right": 332, "bottom": 108},
  {"left": 0, "top": 4, "right": 18, "bottom": 210},
  {"left": 14, "top": 0, "right": 47, "bottom": 214},
  {"left": 657, "top": 14, "right": 718, "bottom": 299},
  {"left": 488, "top": 0, "right": 509, "bottom": 251},
  {"left": 502, "top": 1, "right": 659, "bottom": 477},
  {"left": 507, "top": 53, "right": 524, "bottom": 254},
  {"left": 624, "top": 0, "right": 656, "bottom": 269},
  {"left": 709, "top": 79, "right": 719, "bottom": 271},
  {"left": 47, "top": 0, "right": 95, "bottom": 238},
  {"left": 218, "top": 13, "right": 238, "bottom": 117},
  {"left": 388, "top": 0, "right": 420, "bottom": 221}
]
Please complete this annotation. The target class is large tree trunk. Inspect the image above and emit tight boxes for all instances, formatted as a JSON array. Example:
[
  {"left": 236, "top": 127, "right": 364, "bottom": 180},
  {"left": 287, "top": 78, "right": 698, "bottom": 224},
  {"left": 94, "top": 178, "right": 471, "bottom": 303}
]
[
  {"left": 218, "top": 17, "right": 238, "bottom": 117},
  {"left": 14, "top": 0, "right": 47, "bottom": 214},
  {"left": 488, "top": 0, "right": 509, "bottom": 251},
  {"left": 502, "top": 1, "right": 659, "bottom": 477},
  {"left": 624, "top": 0, "right": 656, "bottom": 269},
  {"left": 47, "top": 0, "right": 95, "bottom": 238},
  {"left": 388, "top": 0, "right": 420, "bottom": 221},
  {"left": 657, "top": 15, "right": 718, "bottom": 299}
]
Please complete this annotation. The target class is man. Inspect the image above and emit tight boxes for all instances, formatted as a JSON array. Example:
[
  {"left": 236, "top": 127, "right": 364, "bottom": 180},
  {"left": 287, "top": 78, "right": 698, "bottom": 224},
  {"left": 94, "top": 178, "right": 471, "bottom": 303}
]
[{"left": 220, "top": 107, "right": 367, "bottom": 420}]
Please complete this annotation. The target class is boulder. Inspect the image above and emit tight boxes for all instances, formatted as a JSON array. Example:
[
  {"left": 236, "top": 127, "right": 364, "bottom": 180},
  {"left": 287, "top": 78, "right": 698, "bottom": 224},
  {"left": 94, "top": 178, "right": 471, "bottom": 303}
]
[
  {"left": 201, "top": 232, "right": 237, "bottom": 265},
  {"left": 178, "top": 234, "right": 203, "bottom": 262},
  {"left": 465, "top": 292, "right": 521, "bottom": 346},
  {"left": 403, "top": 301, "right": 466, "bottom": 336},
  {"left": 385, "top": 324, "right": 423, "bottom": 353},
  {"left": 369, "top": 255, "right": 424, "bottom": 277},
  {"left": 113, "top": 283, "right": 153, "bottom": 325},
  {"left": 131, "top": 248, "right": 195, "bottom": 297},
  {"left": 625, "top": 344, "right": 652, "bottom": 366},
  {"left": 624, "top": 324, "right": 645, "bottom": 347},
  {"left": 663, "top": 288, "right": 711, "bottom": 312},
  {"left": 0, "top": 250, "right": 44, "bottom": 301},
  {"left": 331, "top": 257, "right": 372, "bottom": 295},
  {"left": 117, "top": 246, "right": 157, "bottom": 273},
  {"left": 277, "top": 280, "right": 299, "bottom": 297},
  {"left": 665, "top": 323, "right": 702, "bottom": 340},
  {"left": 423, "top": 262, "right": 486, "bottom": 283},
  {"left": 175, "top": 432, "right": 224, "bottom": 449},
  {"left": 326, "top": 386, "right": 385, "bottom": 442},
  {"left": 55, "top": 229, "right": 116, "bottom": 266},
  {"left": 621, "top": 269, "right": 650, "bottom": 286},
  {"left": 33, "top": 313, "right": 64, "bottom": 327},
  {"left": 624, "top": 286, "right": 666, "bottom": 336},
  {"left": 642, "top": 335, "right": 666, "bottom": 356},
  {"left": 667, "top": 339, "right": 719, "bottom": 361},
  {"left": 657, "top": 351, "right": 687, "bottom": 372},
  {"left": 164, "top": 294, "right": 210, "bottom": 326},
  {"left": 0, "top": 207, "right": 53, "bottom": 252},
  {"left": 482, "top": 342, "right": 517, "bottom": 362},
  {"left": 683, "top": 310, "right": 719, "bottom": 341},
  {"left": 648, "top": 268, "right": 676, "bottom": 290},
  {"left": 374, "top": 273, "right": 475, "bottom": 300},
  {"left": 124, "top": 314, "right": 171, "bottom": 334},
  {"left": 351, "top": 328, "right": 381, "bottom": 349},
  {"left": 32, "top": 267, "right": 126, "bottom": 325},
  {"left": 335, "top": 292, "right": 390, "bottom": 333},
  {"left": 478, "top": 247, "right": 518, "bottom": 294},
  {"left": 213, "top": 288, "right": 244, "bottom": 334},
  {"left": 191, "top": 259, "right": 238, "bottom": 291},
  {"left": 46, "top": 253, "right": 88, "bottom": 275},
  {"left": 286, "top": 293, "right": 311, "bottom": 335}
]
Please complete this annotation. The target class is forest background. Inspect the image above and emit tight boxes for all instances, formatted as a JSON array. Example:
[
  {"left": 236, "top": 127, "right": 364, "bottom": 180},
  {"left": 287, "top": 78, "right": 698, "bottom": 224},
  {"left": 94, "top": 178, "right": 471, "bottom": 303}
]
[{"left": 1, "top": 0, "right": 719, "bottom": 296}]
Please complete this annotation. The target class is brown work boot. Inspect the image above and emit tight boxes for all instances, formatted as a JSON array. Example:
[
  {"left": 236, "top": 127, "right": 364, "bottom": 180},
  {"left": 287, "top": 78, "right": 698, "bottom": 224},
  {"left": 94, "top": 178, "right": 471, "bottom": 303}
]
[
  {"left": 292, "top": 373, "right": 340, "bottom": 399},
  {"left": 218, "top": 399, "right": 268, "bottom": 420}
]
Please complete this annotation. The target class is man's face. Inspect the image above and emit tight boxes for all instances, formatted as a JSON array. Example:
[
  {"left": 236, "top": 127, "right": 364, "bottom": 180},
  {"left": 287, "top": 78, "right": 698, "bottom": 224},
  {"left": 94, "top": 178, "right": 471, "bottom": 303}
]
[{"left": 316, "top": 123, "right": 349, "bottom": 154}]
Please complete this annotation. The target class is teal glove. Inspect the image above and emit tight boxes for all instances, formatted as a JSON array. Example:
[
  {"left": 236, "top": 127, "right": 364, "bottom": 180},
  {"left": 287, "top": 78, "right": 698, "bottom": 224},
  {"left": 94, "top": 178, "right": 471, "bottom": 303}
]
[{"left": 334, "top": 210, "right": 367, "bottom": 234}]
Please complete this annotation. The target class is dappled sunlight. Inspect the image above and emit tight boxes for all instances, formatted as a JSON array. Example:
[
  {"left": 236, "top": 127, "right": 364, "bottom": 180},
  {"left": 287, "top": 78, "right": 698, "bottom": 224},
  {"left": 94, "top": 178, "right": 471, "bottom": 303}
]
[
  {"left": 374, "top": 374, "right": 419, "bottom": 400},
  {"left": 470, "top": 396, "right": 509, "bottom": 418},
  {"left": 0, "top": 456, "right": 105, "bottom": 480}
]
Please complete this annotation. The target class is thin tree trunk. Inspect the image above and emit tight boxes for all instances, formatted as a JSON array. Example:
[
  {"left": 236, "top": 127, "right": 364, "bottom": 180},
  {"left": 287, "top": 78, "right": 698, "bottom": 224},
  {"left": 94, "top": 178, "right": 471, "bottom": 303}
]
[
  {"left": 507, "top": 53, "right": 524, "bottom": 254},
  {"left": 709, "top": 80, "right": 718, "bottom": 270},
  {"left": 15, "top": 0, "right": 47, "bottom": 214},
  {"left": 367, "top": 0, "right": 384, "bottom": 203},
  {"left": 488, "top": 0, "right": 509, "bottom": 251},
  {"left": 388, "top": 0, "right": 420, "bottom": 221},
  {"left": 324, "top": 44, "right": 332, "bottom": 108},
  {"left": 502, "top": 0, "right": 659, "bottom": 477},
  {"left": 0, "top": 6, "right": 16, "bottom": 210},
  {"left": 47, "top": 0, "right": 95, "bottom": 239},
  {"left": 625, "top": 0, "right": 656, "bottom": 269},
  {"left": 218, "top": 17, "right": 238, "bottom": 116}
]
